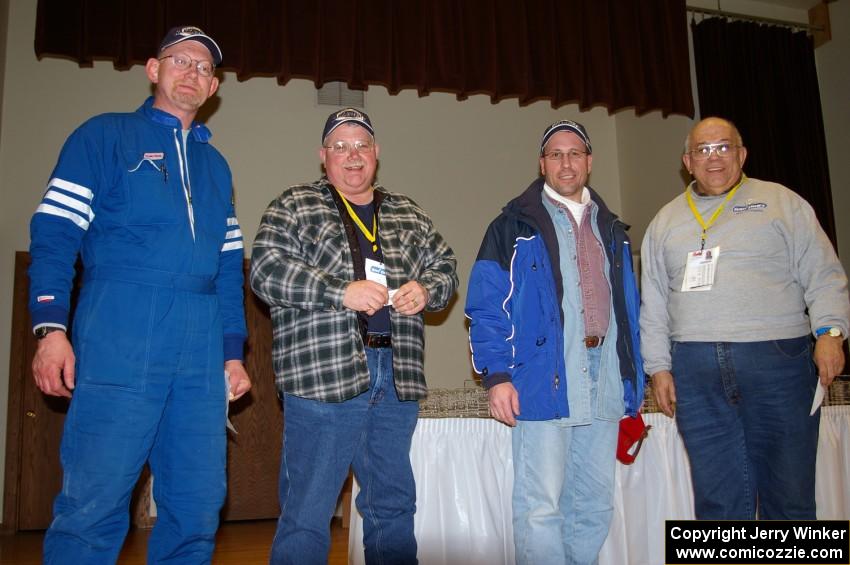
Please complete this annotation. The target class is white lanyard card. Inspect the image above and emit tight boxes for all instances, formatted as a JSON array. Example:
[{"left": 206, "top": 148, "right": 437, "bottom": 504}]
[{"left": 681, "top": 246, "right": 720, "bottom": 292}]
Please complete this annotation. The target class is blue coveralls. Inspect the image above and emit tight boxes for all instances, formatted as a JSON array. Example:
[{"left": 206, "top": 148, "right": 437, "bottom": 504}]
[{"left": 28, "top": 97, "right": 246, "bottom": 564}]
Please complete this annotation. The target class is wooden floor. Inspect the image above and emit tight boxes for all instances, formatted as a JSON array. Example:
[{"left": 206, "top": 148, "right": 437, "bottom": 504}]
[{"left": 0, "top": 518, "right": 349, "bottom": 564}]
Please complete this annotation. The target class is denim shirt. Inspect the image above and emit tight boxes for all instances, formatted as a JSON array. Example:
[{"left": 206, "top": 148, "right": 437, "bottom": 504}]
[{"left": 543, "top": 196, "right": 625, "bottom": 424}]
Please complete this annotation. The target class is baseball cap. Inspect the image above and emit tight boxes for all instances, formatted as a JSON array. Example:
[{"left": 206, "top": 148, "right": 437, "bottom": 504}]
[
  {"left": 540, "top": 119, "right": 592, "bottom": 155},
  {"left": 158, "top": 26, "right": 222, "bottom": 66},
  {"left": 322, "top": 108, "right": 375, "bottom": 143},
  {"left": 616, "top": 413, "right": 651, "bottom": 465}
]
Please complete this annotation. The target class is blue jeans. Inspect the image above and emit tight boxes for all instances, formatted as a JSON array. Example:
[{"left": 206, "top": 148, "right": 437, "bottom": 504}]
[
  {"left": 270, "top": 347, "right": 420, "bottom": 565},
  {"left": 672, "top": 337, "right": 819, "bottom": 519},
  {"left": 512, "top": 346, "right": 618, "bottom": 565},
  {"left": 43, "top": 284, "right": 227, "bottom": 565}
]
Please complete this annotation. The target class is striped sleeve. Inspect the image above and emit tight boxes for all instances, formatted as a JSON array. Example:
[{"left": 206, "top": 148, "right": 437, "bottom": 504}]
[
  {"left": 217, "top": 198, "right": 248, "bottom": 361},
  {"left": 36, "top": 177, "right": 95, "bottom": 230},
  {"left": 222, "top": 215, "right": 244, "bottom": 252},
  {"left": 29, "top": 124, "right": 102, "bottom": 329}
]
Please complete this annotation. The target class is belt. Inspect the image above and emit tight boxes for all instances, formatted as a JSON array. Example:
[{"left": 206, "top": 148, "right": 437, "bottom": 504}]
[
  {"left": 364, "top": 334, "right": 392, "bottom": 348},
  {"left": 83, "top": 265, "right": 215, "bottom": 294},
  {"left": 584, "top": 336, "right": 605, "bottom": 349}
]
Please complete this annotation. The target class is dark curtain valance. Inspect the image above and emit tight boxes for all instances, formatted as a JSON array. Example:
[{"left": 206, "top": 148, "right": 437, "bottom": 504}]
[
  {"left": 692, "top": 17, "right": 836, "bottom": 246},
  {"left": 35, "top": 0, "right": 694, "bottom": 117}
]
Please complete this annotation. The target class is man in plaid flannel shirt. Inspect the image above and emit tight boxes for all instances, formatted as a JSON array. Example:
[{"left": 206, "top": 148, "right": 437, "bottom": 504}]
[{"left": 251, "top": 108, "right": 458, "bottom": 565}]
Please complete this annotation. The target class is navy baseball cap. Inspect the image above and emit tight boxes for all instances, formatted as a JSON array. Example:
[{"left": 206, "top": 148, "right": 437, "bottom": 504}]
[
  {"left": 159, "top": 26, "right": 222, "bottom": 66},
  {"left": 540, "top": 119, "right": 592, "bottom": 155},
  {"left": 322, "top": 108, "right": 375, "bottom": 143}
]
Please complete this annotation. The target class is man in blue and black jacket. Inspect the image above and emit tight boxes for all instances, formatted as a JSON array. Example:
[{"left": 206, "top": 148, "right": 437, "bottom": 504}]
[
  {"left": 465, "top": 120, "right": 643, "bottom": 565},
  {"left": 28, "top": 26, "right": 250, "bottom": 564}
]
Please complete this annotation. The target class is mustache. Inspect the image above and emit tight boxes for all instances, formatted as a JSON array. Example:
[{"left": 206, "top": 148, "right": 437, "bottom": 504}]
[{"left": 344, "top": 160, "right": 366, "bottom": 168}]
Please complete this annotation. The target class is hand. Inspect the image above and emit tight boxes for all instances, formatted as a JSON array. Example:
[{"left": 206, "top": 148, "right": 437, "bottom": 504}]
[
  {"left": 489, "top": 382, "right": 520, "bottom": 426},
  {"left": 393, "top": 281, "right": 428, "bottom": 316},
  {"left": 225, "top": 360, "right": 251, "bottom": 401},
  {"left": 32, "top": 331, "right": 75, "bottom": 398},
  {"left": 343, "top": 280, "right": 390, "bottom": 317},
  {"left": 814, "top": 335, "right": 845, "bottom": 387},
  {"left": 651, "top": 370, "right": 677, "bottom": 418}
]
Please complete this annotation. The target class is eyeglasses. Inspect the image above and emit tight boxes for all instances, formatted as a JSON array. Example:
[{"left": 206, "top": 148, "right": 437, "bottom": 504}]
[
  {"left": 689, "top": 142, "right": 739, "bottom": 161},
  {"left": 159, "top": 54, "right": 215, "bottom": 78},
  {"left": 324, "top": 140, "right": 375, "bottom": 155},
  {"left": 543, "top": 149, "right": 588, "bottom": 162}
]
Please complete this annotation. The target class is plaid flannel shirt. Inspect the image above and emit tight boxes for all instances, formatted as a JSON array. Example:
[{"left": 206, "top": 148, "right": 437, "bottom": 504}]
[{"left": 250, "top": 177, "right": 458, "bottom": 402}]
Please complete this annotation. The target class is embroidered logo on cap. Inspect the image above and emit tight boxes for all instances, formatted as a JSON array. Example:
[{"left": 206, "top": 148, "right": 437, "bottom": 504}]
[
  {"left": 333, "top": 108, "right": 367, "bottom": 122},
  {"left": 176, "top": 26, "right": 205, "bottom": 37}
]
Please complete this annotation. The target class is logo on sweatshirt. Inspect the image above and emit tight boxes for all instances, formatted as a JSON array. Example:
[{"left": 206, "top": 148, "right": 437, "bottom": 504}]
[
  {"left": 732, "top": 200, "right": 767, "bottom": 214},
  {"left": 37, "top": 295, "right": 55, "bottom": 303}
]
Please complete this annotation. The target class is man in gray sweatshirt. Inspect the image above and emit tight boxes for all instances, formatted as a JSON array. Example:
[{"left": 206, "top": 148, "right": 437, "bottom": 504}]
[{"left": 640, "top": 117, "right": 848, "bottom": 520}]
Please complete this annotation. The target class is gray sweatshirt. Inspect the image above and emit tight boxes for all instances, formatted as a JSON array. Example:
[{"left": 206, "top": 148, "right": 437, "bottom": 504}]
[{"left": 640, "top": 177, "right": 849, "bottom": 376}]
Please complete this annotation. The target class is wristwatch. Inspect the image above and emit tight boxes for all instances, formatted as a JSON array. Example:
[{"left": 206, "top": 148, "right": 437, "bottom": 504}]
[
  {"left": 34, "top": 326, "right": 64, "bottom": 340},
  {"left": 815, "top": 326, "right": 844, "bottom": 339}
]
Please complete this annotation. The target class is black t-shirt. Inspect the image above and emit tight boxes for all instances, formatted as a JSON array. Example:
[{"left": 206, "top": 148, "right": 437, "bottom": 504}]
[{"left": 351, "top": 201, "right": 391, "bottom": 335}]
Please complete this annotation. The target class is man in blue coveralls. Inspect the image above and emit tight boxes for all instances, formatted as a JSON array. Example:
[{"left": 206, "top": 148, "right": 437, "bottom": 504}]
[{"left": 28, "top": 26, "right": 251, "bottom": 564}]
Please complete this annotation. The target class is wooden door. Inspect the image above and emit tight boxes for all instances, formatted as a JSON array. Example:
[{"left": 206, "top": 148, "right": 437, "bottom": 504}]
[
  {"left": 221, "top": 290, "right": 282, "bottom": 521},
  {"left": 5, "top": 252, "right": 68, "bottom": 530},
  {"left": 3, "top": 253, "right": 282, "bottom": 530}
]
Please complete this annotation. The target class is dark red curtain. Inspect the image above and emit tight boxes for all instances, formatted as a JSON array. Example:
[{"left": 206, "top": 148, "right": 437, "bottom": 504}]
[
  {"left": 692, "top": 17, "right": 836, "bottom": 246},
  {"left": 35, "top": 0, "right": 694, "bottom": 117}
]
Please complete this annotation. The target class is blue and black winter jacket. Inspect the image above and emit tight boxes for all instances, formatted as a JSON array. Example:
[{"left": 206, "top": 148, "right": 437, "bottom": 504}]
[{"left": 465, "top": 178, "right": 644, "bottom": 420}]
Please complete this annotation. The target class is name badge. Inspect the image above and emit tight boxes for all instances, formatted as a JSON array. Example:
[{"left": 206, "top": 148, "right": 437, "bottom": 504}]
[
  {"left": 681, "top": 246, "right": 720, "bottom": 292},
  {"left": 365, "top": 258, "right": 387, "bottom": 286},
  {"left": 365, "top": 258, "right": 399, "bottom": 305}
]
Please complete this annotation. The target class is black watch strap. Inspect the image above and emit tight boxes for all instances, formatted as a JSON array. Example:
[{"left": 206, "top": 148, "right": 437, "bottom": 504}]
[{"left": 34, "top": 326, "right": 64, "bottom": 340}]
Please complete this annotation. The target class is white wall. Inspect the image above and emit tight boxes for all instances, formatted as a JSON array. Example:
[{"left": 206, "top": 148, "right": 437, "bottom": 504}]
[
  {"left": 0, "top": 0, "right": 846, "bottom": 520},
  {"left": 0, "top": 0, "right": 7, "bottom": 139},
  {"left": 614, "top": 111, "right": 693, "bottom": 249},
  {"left": 817, "top": 0, "right": 850, "bottom": 276}
]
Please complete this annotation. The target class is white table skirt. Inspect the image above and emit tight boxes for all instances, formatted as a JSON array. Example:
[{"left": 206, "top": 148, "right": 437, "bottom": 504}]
[{"left": 349, "top": 405, "right": 850, "bottom": 565}]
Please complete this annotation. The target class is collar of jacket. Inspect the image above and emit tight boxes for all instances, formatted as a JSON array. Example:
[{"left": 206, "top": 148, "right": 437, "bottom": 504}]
[
  {"left": 505, "top": 177, "right": 622, "bottom": 229},
  {"left": 318, "top": 177, "right": 388, "bottom": 208},
  {"left": 137, "top": 96, "right": 212, "bottom": 143}
]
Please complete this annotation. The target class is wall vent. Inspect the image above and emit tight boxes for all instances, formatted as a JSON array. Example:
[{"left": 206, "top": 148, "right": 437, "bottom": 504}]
[{"left": 317, "top": 82, "right": 365, "bottom": 108}]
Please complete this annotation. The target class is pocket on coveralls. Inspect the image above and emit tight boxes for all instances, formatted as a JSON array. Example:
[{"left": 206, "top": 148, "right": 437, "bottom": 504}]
[{"left": 74, "top": 281, "right": 155, "bottom": 391}]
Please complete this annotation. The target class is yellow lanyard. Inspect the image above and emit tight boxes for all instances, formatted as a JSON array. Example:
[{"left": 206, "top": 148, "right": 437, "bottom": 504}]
[
  {"left": 337, "top": 190, "right": 378, "bottom": 252},
  {"left": 685, "top": 175, "right": 746, "bottom": 251}
]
